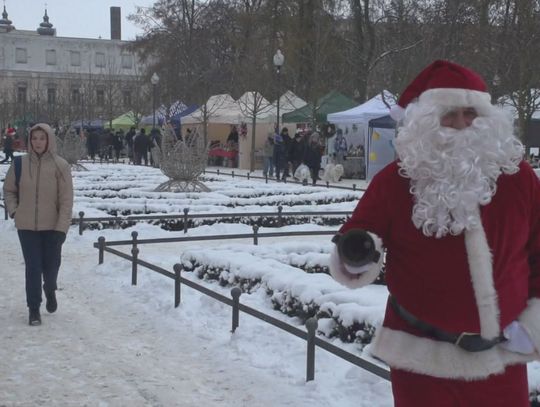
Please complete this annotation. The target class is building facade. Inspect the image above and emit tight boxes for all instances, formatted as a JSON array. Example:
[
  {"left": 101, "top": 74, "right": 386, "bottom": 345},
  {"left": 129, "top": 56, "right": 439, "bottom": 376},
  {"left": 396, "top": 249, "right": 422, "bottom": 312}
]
[{"left": 0, "top": 6, "right": 148, "bottom": 131}]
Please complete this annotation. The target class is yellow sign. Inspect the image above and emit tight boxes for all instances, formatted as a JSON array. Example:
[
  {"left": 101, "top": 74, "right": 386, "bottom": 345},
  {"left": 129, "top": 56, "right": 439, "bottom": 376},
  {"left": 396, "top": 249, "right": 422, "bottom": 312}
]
[
  {"left": 372, "top": 131, "right": 380, "bottom": 141},
  {"left": 370, "top": 151, "right": 377, "bottom": 161}
]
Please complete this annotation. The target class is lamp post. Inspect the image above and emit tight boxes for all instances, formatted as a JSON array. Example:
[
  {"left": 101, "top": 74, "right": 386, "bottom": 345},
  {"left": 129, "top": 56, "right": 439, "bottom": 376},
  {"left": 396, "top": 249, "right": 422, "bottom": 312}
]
[
  {"left": 80, "top": 86, "right": 85, "bottom": 132},
  {"left": 273, "top": 49, "right": 284, "bottom": 133},
  {"left": 151, "top": 72, "right": 160, "bottom": 129}
]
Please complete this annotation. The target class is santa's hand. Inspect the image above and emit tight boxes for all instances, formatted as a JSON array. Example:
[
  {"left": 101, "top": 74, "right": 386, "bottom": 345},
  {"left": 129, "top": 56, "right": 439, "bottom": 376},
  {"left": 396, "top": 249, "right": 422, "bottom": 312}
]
[
  {"left": 500, "top": 321, "right": 535, "bottom": 354},
  {"left": 332, "top": 229, "right": 381, "bottom": 268}
]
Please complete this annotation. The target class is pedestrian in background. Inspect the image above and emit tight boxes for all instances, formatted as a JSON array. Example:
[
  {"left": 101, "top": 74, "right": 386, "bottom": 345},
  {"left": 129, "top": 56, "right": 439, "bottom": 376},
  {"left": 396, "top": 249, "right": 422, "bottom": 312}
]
[
  {"left": 3, "top": 123, "right": 73, "bottom": 326},
  {"left": 262, "top": 134, "right": 274, "bottom": 178},
  {"left": 303, "top": 136, "right": 322, "bottom": 185},
  {"left": 1, "top": 128, "right": 15, "bottom": 164},
  {"left": 133, "top": 128, "right": 149, "bottom": 166}
]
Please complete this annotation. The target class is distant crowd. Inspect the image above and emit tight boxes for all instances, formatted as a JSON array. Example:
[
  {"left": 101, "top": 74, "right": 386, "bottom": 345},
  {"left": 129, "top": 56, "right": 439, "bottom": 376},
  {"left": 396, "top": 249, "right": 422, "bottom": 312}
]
[
  {"left": 0, "top": 124, "right": 192, "bottom": 168},
  {"left": 261, "top": 126, "right": 349, "bottom": 185}
]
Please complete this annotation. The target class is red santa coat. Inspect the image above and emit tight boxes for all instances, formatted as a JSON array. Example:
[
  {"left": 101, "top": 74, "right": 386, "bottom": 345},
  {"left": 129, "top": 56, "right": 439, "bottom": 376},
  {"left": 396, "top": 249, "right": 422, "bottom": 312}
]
[{"left": 337, "top": 160, "right": 540, "bottom": 379}]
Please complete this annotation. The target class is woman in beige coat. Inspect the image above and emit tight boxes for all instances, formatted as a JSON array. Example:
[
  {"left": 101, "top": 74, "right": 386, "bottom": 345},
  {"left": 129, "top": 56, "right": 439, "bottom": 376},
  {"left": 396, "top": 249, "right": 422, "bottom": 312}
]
[{"left": 3, "top": 123, "right": 73, "bottom": 326}]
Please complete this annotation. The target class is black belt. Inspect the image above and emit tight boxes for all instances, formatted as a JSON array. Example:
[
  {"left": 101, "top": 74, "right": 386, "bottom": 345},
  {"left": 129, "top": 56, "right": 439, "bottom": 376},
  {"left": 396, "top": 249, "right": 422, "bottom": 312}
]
[{"left": 389, "top": 296, "right": 506, "bottom": 352}]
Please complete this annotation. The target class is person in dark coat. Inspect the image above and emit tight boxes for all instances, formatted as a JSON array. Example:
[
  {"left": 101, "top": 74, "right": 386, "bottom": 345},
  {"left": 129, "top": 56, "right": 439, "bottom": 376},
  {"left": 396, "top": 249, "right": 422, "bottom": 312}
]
[
  {"left": 112, "top": 130, "right": 124, "bottom": 162},
  {"left": 125, "top": 127, "right": 136, "bottom": 163},
  {"left": 1, "top": 131, "right": 15, "bottom": 163},
  {"left": 133, "top": 128, "right": 150, "bottom": 165},
  {"left": 303, "top": 138, "right": 322, "bottom": 185},
  {"left": 86, "top": 129, "right": 99, "bottom": 162},
  {"left": 273, "top": 131, "right": 285, "bottom": 180},
  {"left": 289, "top": 131, "right": 306, "bottom": 177},
  {"left": 149, "top": 128, "right": 162, "bottom": 167},
  {"left": 280, "top": 127, "right": 292, "bottom": 179}
]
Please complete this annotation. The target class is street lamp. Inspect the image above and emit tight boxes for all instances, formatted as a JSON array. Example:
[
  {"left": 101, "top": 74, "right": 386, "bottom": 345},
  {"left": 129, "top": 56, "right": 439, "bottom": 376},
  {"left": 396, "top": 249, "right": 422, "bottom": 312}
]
[
  {"left": 273, "top": 49, "right": 284, "bottom": 133},
  {"left": 151, "top": 72, "right": 160, "bottom": 129},
  {"left": 80, "top": 86, "right": 85, "bottom": 132}
]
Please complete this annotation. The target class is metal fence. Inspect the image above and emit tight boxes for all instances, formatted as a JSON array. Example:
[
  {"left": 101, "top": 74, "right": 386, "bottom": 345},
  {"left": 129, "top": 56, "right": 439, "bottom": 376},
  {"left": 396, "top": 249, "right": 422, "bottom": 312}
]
[
  {"left": 203, "top": 168, "right": 366, "bottom": 192},
  {"left": 93, "top": 230, "right": 390, "bottom": 383},
  {"left": 73, "top": 206, "right": 352, "bottom": 235}
]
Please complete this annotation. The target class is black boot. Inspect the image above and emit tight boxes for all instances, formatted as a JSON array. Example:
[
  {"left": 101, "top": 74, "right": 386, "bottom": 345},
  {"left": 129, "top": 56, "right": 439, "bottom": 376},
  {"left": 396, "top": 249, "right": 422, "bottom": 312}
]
[
  {"left": 29, "top": 309, "right": 41, "bottom": 326},
  {"left": 45, "top": 290, "right": 57, "bottom": 313}
]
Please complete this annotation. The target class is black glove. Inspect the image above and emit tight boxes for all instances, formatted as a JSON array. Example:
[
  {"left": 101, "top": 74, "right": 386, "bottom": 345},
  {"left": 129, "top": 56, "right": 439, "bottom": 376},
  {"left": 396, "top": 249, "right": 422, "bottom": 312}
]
[{"left": 332, "top": 229, "right": 380, "bottom": 267}]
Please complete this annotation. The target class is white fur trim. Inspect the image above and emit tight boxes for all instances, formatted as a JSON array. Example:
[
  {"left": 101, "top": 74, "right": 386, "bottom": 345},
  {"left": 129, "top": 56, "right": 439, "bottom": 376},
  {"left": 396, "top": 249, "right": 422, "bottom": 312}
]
[
  {"left": 329, "top": 234, "right": 384, "bottom": 289},
  {"left": 369, "top": 326, "right": 536, "bottom": 379},
  {"left": 517, "top": 298, "right": 540, "bottom": 352},
  {"left": 419, "top": 88, "right": 492, "bottom": 112},
  {"left": 464, "top": 224, "right": 500, "bottom": 339},
  {"left": 390, "top": 104, "right": 405, "bottom": 121}
]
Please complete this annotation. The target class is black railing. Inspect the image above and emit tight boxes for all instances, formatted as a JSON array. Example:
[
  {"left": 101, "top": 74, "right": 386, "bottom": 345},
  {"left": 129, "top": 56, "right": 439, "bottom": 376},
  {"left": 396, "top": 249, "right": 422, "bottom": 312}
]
[
  {"left": 74, "top": 207, "right": 352, "bottom": 235},
  {"left": 93, "top": 231, "right": 390, "bottom": 383},
  {"left": 203, "top": 168, "right": 367, "bottom": 192}
]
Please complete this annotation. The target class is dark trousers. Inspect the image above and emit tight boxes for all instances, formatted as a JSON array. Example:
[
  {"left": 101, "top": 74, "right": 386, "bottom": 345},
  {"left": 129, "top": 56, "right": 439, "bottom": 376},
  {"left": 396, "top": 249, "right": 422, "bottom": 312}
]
[
  {"left": 1, "top": 149, "right": 14, "bottom": 163},
  {"left": 310, "top": 166, "right": 320, "bottom": 185},
  {"left": 18, "top": 230, "right": 66, "bottom": 310},
  {"left": 273, "top": 152, "right": 283, "bottom": 179}
]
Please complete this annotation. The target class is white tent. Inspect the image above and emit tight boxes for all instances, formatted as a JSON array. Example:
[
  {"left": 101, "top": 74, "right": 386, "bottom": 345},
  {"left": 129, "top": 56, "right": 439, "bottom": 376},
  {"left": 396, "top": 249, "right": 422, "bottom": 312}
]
[
  {"left": 236, "top": 91, "right": 274, "bottom": 123},
  {"left": 182, "top": 94, "right": 242, "bottom": 125},
  {"left": 272, "top": 90, "right": 308, "bottom": 117},
  {"left": 327, "top": 90, "right": 395, "bottom": 124},
  {"left": 181, "top": 91, "right": 308, "bottom": 170},
  {"left": 327, "top": 90, "right": 396, "bottom": 180}
]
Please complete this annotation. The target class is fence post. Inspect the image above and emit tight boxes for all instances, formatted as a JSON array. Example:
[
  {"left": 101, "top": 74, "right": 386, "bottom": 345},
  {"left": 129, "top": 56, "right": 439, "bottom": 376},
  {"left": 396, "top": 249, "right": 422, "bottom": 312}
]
[
  {"left": 302, "top": 179, "right": 307, "bottom": 186},
  {"left": 232, "top": 170, "right": 235, "bottom": 178},
  {"left": 183, "top": 208, "right": 190, "bottom": 234},
  {"left": 131, "top": 231, "right": 138, "bottom": 286},
  {"left": 283, "top": 175, "right": 287, "bottom": 183},
  {"left": 78, "top": 211, "right": 85, "bottom": 235},
  {"left": 352, "top": 184, "right": 356, "bottom": 191},
  {"left": 217, "top": 169, "right": 220, "bottom": 176},
  {"left": 4, "top": 205, "right": 7, "bottom": 220},
  {"left": 174, "top": 263, "right": 182, "bottom": 307},
  {"left": 306, "top": 317, "right": 318, "bottom": 382},
  {"left": 231, "top": 287, "right": 242, "bottom": 333},
  {"left": 98, "top": 236, "right": 106, "bottom": 264},
  {"left": 252, "top": 224, "right": 259, "bottom": 245},
  {"left": 265, "top": 174, "right": 268, "bottom": 184},
  {"left": 277, "top": 205, "right": 283, "bottom": 227},
  {"left": 247, "top": 172, "right": 250, "bottom": 180},
  {"left": 326, "top": 181, "right": 330, "bottom": 188}
]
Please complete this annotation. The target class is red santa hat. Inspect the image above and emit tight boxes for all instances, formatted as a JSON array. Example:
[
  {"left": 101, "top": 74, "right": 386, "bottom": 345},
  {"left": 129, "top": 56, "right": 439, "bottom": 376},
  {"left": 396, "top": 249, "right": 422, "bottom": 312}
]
[{"left": 390, "top": 60, "right": 492, "bottom": 121}]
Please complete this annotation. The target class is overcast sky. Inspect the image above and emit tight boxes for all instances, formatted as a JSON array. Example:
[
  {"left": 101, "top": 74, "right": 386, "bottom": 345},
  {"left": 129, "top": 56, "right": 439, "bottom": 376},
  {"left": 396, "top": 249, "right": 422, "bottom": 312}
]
[{"left": 3, "top": 0, "right": 155, "bottom": 41}]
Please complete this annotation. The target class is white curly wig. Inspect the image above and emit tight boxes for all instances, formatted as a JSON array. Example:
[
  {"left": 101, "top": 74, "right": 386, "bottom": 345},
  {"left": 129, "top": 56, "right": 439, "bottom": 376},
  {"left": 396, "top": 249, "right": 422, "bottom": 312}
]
[{"left": 394, "top": 97, "right": 524, "bottom": 238}]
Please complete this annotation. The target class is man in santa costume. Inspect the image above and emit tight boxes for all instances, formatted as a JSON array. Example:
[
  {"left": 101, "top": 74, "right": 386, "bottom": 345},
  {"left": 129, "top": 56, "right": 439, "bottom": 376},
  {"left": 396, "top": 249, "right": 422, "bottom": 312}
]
[{"left": 330, "top": 60, "right": 540, "bottom": 406}]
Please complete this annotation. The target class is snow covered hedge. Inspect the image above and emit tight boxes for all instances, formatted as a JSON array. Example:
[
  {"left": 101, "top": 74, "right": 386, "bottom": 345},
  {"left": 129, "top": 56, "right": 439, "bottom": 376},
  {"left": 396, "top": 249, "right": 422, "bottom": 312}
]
[{"left": 179, "top": 242, "right": 387, "bottom": 346}]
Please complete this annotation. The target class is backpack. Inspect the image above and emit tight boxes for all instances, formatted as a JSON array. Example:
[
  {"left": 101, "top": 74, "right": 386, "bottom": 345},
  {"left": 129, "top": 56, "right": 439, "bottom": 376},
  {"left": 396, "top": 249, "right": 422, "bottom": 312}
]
[{"left": 14, "top": 155, "right": 22, "bottom": 202}]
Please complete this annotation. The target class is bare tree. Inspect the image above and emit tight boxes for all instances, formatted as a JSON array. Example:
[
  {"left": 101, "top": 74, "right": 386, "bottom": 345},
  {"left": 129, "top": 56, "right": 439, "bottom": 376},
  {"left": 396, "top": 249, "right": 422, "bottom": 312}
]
[{"left": 237, "top": 91, "right": 273, "bottom": 171}]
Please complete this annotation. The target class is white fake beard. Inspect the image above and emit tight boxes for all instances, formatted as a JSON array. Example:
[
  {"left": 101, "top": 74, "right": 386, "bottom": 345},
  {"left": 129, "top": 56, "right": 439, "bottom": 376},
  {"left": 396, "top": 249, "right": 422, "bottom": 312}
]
[{"left": 394, "top": 104, "right": 524, "bottom": 238}]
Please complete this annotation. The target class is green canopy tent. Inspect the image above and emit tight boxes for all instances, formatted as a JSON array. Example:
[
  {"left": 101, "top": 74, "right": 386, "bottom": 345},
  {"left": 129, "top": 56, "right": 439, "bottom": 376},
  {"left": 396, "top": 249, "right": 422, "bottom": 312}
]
[
  {"left": 110, "top": 111, "right": 141, "bottom": 131},
  {"left": 282, "top": 90, "right": 357, "bottom": 124}
]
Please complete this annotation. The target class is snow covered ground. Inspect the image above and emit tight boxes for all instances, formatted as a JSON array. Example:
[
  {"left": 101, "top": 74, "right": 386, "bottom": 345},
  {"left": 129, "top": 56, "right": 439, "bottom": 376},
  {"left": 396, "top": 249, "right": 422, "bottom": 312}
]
[
  {"left": 1, "top": 162, "right": 540, "bottom": 406},
  {"left": 0, "top": 163, "right": 392, "bottom": 406}
]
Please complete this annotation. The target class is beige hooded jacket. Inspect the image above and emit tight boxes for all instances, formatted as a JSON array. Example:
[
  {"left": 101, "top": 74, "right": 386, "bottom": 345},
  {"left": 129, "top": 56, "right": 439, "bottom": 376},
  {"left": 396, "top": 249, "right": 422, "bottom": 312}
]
[{"left": 3, "top": 123, "right": 73, "bottom": 233}]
